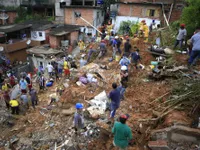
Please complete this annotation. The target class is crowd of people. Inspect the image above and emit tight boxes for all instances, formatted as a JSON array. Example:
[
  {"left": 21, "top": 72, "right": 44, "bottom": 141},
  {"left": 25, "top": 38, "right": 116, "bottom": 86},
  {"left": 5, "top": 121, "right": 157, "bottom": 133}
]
[{"left": 1, "top": 17, "right": 200, "bottom": 150}]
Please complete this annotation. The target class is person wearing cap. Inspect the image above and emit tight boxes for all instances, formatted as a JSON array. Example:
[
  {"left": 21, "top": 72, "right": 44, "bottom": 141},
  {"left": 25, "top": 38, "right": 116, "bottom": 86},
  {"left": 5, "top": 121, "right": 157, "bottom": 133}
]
[
  {"left": 124, "top": 38, "right": 132, "bottom": 57},
  {"left": 149, "top": 20, "right": 156, "bottom": 33},
  {"left": 78, "top": 39, "right": 85, "bottom": 53},
  {"left": 188, "top": 27, "right": 200, "bottom": 67},
  {"left": 130, "top": 47, "right": 141, "bottom": 69},
  {"left": 108, "top": 83, "right": 121, "bottom": 119},
  {"left": 74, "top": 103, "right": 84, "bottom": 134},
  {"left": 118, "top": 66, "right": 128, "bottom": 100},
  {"left": 80, "top": 54, "right": 87, "bottom": 68},
  {"left": 112, "top": 114, "right": 132, "bottom": 150},
  {"left": 174, "top": 24, "right": 187, "bottom": 49},
  {"left": 112, "top": 36, "right": 118, "bottom": 59},
  {"left": 87, "top": 45, "right": 97, "bottom": 62}
]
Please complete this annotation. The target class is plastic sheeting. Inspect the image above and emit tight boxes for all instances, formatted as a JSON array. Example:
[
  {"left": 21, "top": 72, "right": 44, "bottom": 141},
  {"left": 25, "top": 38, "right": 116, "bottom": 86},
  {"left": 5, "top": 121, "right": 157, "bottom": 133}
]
[
  {"left": 87, "top": 91, "right": 109, "bottom": 116},
  {"left": 10, "top": 84, "right": 20, "bottom": 99}
]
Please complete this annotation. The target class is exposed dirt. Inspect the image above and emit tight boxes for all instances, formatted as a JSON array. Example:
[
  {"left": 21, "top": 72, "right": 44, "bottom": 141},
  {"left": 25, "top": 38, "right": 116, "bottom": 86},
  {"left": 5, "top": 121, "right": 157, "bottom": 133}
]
[{"left": 0, "top": 37, "right": 194, "bottom": 150}]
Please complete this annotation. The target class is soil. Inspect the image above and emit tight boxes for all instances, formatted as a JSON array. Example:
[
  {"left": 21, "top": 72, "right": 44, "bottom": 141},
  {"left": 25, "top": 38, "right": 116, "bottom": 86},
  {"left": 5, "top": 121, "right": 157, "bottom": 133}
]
[{"left": 0, "top": 37, "right": 195, "bottom": 150}]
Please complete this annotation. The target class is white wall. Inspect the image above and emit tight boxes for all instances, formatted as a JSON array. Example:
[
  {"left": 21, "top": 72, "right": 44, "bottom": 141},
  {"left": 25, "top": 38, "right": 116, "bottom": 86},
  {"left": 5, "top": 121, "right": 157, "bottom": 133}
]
[
  {"left": 31, "top": 31, "right": 46, "bottom": 41},
  {"left": 113, "top": 16, "right": 161, "bottom": 33}
]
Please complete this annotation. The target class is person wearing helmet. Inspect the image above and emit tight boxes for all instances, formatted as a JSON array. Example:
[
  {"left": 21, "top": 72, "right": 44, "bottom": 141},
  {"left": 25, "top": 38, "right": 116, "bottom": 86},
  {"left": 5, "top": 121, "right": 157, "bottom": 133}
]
[
  {"left": 174, "top": 24, "right": 187, "bottom": 49},
  {"left": 112, "top": 114, "right": 132, "bottom": 150},
  {"left": 108, "top": 83, "right": 121, "bottom": 119},
  {"left": 87, "top": 45, "right": 97, "bottom": 62},
  {"left": 74, "top": 103, "right": 84, "bottom": 134},
  {"left": 118, "top": 66, "right": 128, "bottom": 100}
]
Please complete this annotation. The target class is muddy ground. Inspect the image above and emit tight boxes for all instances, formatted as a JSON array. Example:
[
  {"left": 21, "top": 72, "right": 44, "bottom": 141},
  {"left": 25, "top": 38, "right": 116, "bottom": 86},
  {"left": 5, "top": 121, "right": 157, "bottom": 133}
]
[{"left": 0, "top": 37, "right": 198, "bottom": 150}]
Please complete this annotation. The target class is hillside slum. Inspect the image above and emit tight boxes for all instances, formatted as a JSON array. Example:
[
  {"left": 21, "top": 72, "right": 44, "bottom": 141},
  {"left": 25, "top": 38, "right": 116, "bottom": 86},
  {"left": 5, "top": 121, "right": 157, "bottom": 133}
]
[{"left": 0, "top": 27, "right": 200, "bottom": 150}]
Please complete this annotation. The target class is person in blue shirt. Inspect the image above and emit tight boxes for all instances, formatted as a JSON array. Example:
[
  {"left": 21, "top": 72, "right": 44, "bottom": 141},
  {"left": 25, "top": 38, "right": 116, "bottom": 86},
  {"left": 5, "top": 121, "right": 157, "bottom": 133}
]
[
  {"left": 108, "top": 83, "right": 121, "bottom": 119},
  {"left": 112, "top": 36, "right": 118, "bottom": 59},
  {"left": 119, "top": 56, "right": 131, "bottom": 69},
  {"left": 19, "top": 77, "right": 28, "bottom": 94},
  {"left": 188, "top": 27, "right": 200, "bottom": 66},
  {"left": 74, "top": 103, "right": 84, "bottom": 135},
  {"left": 131, "top": 47, "right": 141, "bottom": 69}
]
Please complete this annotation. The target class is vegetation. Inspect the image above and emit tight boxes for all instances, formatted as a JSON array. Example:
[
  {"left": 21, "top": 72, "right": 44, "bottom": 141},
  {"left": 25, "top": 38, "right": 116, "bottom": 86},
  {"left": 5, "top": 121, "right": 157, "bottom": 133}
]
[
  {"left": 118, "top": 20, "right": 139, "bottom": 36},
  {"left": 180, "top": 0, "right": 200, "bottom": 37}
]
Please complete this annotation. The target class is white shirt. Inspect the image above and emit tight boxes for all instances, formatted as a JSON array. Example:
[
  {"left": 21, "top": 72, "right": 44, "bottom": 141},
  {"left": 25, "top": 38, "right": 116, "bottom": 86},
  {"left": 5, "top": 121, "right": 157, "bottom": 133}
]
[{"left": 47, "top": 64, "right": 53, "bottom": 73}]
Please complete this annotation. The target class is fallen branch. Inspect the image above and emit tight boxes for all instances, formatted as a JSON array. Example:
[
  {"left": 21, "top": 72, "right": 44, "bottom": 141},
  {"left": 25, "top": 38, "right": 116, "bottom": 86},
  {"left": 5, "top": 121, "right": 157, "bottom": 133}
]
[{"left": 150, "top": 92, "right": 170, "bottom": 104}]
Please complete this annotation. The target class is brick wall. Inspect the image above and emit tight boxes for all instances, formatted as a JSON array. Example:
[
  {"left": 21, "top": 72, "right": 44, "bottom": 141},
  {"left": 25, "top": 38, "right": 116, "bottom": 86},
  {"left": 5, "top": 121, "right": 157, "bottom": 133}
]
[
  {"left": 70, "top": 31, "right": 79, "bottom": 47},
  {"left": 118, "top": 4, "right": 161, "bottom": 20},
  {"left": 5, "top": 49, "right": 27, "bottom": 63},
  {"left": 49, "top": 35, "right": 59, "bottom": 48},
  {"left": 64, "top": 8, "right": 95, "bottom": 26}
]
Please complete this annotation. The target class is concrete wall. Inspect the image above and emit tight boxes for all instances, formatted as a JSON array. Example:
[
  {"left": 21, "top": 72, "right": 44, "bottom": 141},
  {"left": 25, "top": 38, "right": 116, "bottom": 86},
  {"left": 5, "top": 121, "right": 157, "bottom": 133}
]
[
  {"left": 64, "top": 8, "right": 103, "bottom": 26},
  {"left": 0, "top": 0, "right": 20, "bottom": 7}
]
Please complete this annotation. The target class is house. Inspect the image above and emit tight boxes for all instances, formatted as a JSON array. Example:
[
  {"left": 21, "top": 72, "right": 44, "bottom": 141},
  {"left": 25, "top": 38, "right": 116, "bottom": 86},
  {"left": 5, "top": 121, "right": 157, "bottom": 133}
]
[
  {"left": 0, "top": 24, "right": 32, "bottom": 63},
  {"left": 111, "top": 0, "right": 185, "bottom": 25},
  {"left": 27, "top": 21, "right": 56, "bottom": 46},
  {"left": 26, "top": 45, "right": 63, "bottom": 70},
  {"left": 48, "top": 24, "right": 80, "bottom": 50},
  {"left": 115, "top": 0, "right": 185, "bottom": 25},
  {"left": 0, "top": 10, "right": 17, "bottom": 25},
  {"left": 20, "top": 0, "right": 55, "bottom": 17},
  {"left": 60, "top": 0, "right": 104, "bottom": 36}
]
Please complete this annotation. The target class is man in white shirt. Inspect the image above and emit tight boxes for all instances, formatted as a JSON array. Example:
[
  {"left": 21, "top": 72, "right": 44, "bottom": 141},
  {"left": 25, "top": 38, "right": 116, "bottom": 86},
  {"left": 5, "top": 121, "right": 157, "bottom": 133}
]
[
  {"left": 46, "top": 63, "right": 54, "bottom": 77},
  {"left": 174, "top": 24, "right": 187, "bottom": 49}
]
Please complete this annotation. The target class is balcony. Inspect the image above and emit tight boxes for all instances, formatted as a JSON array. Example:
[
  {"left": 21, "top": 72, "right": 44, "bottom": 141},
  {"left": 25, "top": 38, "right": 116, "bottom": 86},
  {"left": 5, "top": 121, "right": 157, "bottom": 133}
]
[
  {"left": 0, "top": 39, "right": 28, "bottom": 53},
  {"left": 20, "top": 0, "right": 55, "bottom": 6}
]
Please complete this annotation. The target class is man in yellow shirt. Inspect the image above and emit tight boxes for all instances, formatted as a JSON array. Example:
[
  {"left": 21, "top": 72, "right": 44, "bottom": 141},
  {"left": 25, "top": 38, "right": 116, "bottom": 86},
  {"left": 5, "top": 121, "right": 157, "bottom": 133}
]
[
  {"left": 63, "top": 59, "right": 70, "bottom": 78},
  {"left": 78, "top": 40, "right": 85, "bottom": 53},
  {"left": 9, "top": 99, "right": 19, "bottom": 115}
]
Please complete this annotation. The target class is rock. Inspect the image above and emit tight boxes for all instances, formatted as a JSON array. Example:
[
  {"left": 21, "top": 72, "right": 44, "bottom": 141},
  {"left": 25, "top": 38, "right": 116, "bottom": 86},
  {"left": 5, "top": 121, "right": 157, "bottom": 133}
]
[
  {"left": 61, "top": 108, "right": 76, "bottom": 116},
  {"left": 148, "top": 140, "right": 170, "bottom": 150}
]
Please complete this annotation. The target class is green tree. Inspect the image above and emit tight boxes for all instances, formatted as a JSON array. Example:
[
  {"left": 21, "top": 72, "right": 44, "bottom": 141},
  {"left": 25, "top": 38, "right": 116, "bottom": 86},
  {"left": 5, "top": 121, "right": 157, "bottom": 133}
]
[{"left": 181, "top": 0, "right": 200, "bottom": 36}]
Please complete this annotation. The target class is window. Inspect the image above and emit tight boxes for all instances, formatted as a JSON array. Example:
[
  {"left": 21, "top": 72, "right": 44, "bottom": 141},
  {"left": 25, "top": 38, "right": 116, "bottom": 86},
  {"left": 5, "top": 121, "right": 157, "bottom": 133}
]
[
  {"left": 176, "top": 4, "right": 184, "bottom": 10},
  {"left": 39, "top": 32, "right": 43, "bottom": 37},
  {"left": 149, "top": 9, "right": 155, "bottom": 17},
  {"left": 146, "top": 9, "right": 159, "bottom": 17}
]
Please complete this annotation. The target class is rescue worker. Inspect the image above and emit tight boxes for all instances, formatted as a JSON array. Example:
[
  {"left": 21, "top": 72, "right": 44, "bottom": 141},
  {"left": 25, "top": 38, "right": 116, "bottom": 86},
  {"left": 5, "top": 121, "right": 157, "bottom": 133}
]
[
  {"left": 74, "top": 103, "right": 84, "bottom": 134},
  {"left": 143, "top": 22, "right": 149, "bottom": 43},
  {"left": 98, "top": 40, "right": 107, "bottom": 59},
  {"left": 9, "top": 98, "right": 20, "bottom": 115},
  {"left": 118, "top": 66, "right": 128, "bottom": 100},
  {"left": 78, "top": 39, "right": 85, "bottom": 53},
  {"left": 174, "top": 24, "right": 187, "bottom": 49},
  {"left": 29, "top": 88, "right": 38, "bottom": 109},
  {"left": 63, "top": 58, "right": 70, "bottom": 78},
  {"left": 108, "top": 83, "right": 121, "bottom": 119},
  {"left": 87, "top": 46, "right": 97, "bottom": 62},
  {"left": 131, "top": 34, "right": 140, "bottom": 48},
  {"left": 112, "top": 114, "right": 132, "bottom": 150}
]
